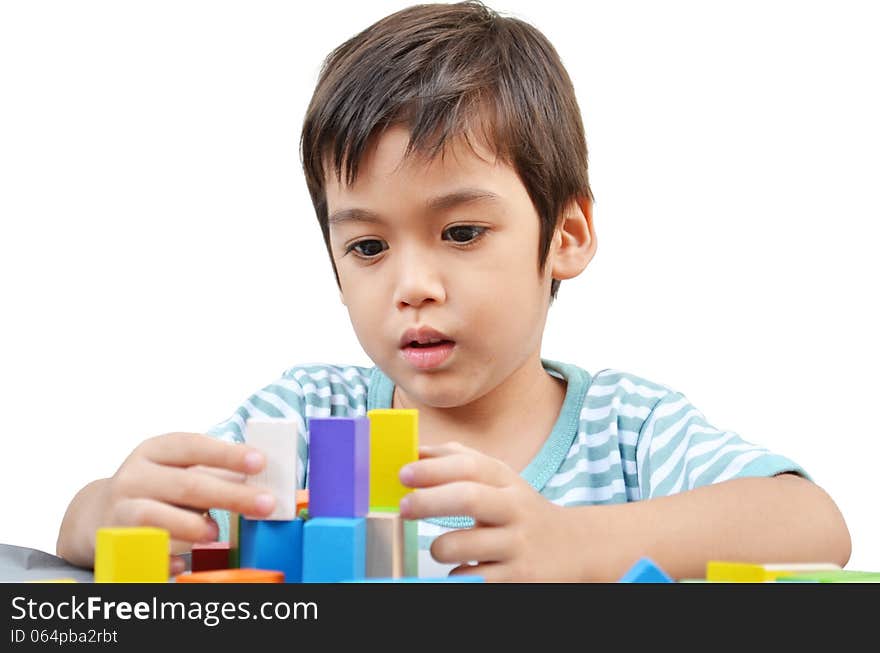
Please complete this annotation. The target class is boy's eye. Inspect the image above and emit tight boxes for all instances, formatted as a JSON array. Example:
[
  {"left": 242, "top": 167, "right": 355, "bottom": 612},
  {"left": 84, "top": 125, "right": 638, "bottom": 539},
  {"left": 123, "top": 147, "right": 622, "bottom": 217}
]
[
  {"left": 345, "top": 225, "right": 486, "bottom": 258},
  {"left": 444, "top": 225, "right": 485, "bottom": 243}
]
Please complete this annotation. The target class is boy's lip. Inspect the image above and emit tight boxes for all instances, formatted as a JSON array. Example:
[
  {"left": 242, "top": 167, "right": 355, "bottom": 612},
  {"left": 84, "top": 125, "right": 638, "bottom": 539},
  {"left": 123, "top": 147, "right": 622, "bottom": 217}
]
[{"left": 398, "top": 325, "right": 455, "bottom": 348}]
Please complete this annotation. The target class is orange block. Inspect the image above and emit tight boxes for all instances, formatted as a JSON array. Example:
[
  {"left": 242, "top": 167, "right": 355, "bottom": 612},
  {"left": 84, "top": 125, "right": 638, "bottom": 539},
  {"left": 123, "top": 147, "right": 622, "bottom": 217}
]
[
  {"left": 296, "top": 489, "right": 309, "bottom": 515},
  {"left": 174, "top": 568, "right": 284, "bottom": 583}
]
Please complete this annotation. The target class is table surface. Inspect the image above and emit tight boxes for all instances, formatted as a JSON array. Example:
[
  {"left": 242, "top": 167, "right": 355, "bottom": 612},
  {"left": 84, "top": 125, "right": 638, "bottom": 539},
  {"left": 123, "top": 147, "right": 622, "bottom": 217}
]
[{"left": 0, "top": 543, "right": 192, "bottom": 583}]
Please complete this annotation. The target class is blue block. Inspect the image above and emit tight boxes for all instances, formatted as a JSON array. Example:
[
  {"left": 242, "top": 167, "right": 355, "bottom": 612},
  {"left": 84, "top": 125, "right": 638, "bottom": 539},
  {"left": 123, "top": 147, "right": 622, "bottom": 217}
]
[
  {"left": 308, "top": 417, "right": 370, "bottom": 517},
  {"left": 618, "top": 557, "right": 673, "bottom": 583},
  {"left": 239, "top": 517, "right": 304, "bottom": 583},
  {"left": 347, "top": 576, "right": 486, "bottom": 583},
  {"left": 302, "top": 517, "right": 366, "bottom": 583}
]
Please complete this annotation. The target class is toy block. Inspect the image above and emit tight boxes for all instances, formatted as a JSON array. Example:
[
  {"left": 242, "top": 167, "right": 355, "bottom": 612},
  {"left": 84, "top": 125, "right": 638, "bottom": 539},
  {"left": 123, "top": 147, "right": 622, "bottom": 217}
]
[
  {"left": 618, "top": 557, "right": 673, "bottom": 583},
  {"left": 94, "top": 527, "right": 169, "bottom": 583},
  {"left": 307, "top": 417, "right": 369, "bottom": 517},
  {"left": 706, "top": 561, "right": 842, "bottom": 582},
  {"left": 175, "top": 568, "right": 284, "bottom": 583},
  {"left": 776, "top": 569, "right": 880, "bottom": 583},
  {"left": 296, "top": 489, "right": 309, "bottom": 515},
  {"left": 244, "top": 417, "right": 300, "bottom": 520},
  {"left": 367, "top": 511, "right": 419, "bottom": 578},
  {"left": 302, "top": 517, "right": 366, "bottom": 583},
  {"left": 239, "top": 517, "right": 304, "bottom": 583},
  {"left": 367, "top": 409, "right": 418, "bottom": 510},
  {"left": 192, "top": 541, "right": 231, "bottom": 572},
  {"left": 227, "top": 512, "right": 241, "bottom": 568}
]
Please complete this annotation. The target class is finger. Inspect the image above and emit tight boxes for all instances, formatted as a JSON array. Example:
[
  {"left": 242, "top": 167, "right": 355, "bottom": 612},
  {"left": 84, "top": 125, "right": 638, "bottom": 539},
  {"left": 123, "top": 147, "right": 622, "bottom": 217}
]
[
  {"left": 430, "top": 526, "right": 512, "bottom": 565},
  {"left": 400, "top": 452, "right": 513, "bottom": 489},
  {"left": 188, "top": 464, "right": 248, "bottom": 484},
  {"left": 448, "top": 561, "right": 506, "bottom": 582},
  {"left": 140, "top": 433, "right": 266, "bottom": 474},
  {"left": 399, "top": 482, "right": 512, "bottom": 525},
  {"left": 141, "top": 463, "right": 276, "bottom": 517},
  {"left": 417, "top": 442, "right": 473, "bottom": 459},
  {"left": 109, "top": 498, "right": 220, "bottom": 544}
]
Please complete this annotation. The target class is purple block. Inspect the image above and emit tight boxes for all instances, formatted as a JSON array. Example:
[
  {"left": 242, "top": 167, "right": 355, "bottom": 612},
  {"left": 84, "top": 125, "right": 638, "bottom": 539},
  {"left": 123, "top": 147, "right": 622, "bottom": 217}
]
[{"left": 308, "top": 417, "right": 370, "bottom": 517}]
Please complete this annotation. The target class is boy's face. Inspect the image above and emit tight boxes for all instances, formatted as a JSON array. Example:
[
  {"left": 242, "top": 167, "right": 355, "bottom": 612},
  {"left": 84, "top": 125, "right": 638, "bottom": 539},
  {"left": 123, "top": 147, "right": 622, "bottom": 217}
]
[{"left": 325, "top": 124, "right": 591, "bottom": 409}]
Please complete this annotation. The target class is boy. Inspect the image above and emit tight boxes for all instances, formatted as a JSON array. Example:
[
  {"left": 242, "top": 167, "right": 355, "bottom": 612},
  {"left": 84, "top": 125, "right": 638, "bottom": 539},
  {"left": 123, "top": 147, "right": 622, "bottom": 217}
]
[{"left": 56, "top": 1, "right": 850, "bottom": 581}]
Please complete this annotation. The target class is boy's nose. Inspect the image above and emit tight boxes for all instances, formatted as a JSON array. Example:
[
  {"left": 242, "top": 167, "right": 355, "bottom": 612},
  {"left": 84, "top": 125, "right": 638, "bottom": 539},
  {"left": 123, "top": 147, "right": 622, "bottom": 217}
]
[{"left": 393, "top": 247, "right": 447, "bottom": 309}]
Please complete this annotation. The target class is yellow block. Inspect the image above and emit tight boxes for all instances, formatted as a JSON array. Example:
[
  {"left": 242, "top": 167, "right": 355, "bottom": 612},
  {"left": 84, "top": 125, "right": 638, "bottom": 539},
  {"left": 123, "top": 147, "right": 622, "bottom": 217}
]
[
  {"left": 706, "top": 561, "right": 842, "bottom": 582},
  {"left": 367, "top": 409, "right": 418, "bottom": 510},
  {"left": 94, "top": 527, "right": 170, "bottom": 583}
]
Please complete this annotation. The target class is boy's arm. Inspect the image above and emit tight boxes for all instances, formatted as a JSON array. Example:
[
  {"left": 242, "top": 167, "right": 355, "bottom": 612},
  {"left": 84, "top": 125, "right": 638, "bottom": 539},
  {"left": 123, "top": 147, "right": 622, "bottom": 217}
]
[
  {"left": 56, "top": 432, "right": 276, "bottom": 570},
  {"left": 56, "top": 477, "right": 112, "bottom": 567},
  {"left": 400, "top": 443, "right": 851, "bottom": 582},
  {"left": 564, "top": 472, "right": 851, "bottom": 581}
]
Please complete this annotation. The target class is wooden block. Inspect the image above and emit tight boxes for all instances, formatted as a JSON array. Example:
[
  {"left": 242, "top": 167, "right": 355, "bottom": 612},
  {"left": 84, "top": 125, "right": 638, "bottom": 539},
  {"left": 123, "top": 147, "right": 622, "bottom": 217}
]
[
  {"left": 308, "top": 417, "right": 369, "bottom": 517},
  {"left": 776, "top": 569, "right": 880, "bottom": 583},
  {"left": 228, "top": 512, "right": 241, "bottom": 568},
  {"left": 366, "top": 511, "right": 419, "bottom": 578},
  {"left": 239, "top": 517, "right": 304, "bottom": 583},
  {"left": 94, "top": 527, "right": 169, "bottom": 583},
  {"left": 706, "top": 561, "right": 842, "bottom": 582},
  {"left": 174, "top": 568, "right": 284, "bottom": 583},
  {"left": 619, "top": 557, "right": 673, "bottom": 583},
  {"left": 302, "top": 517, "right": 366, "bottom": 583},
  {"left": 296, "top": 489, "right": 309, "bottom": 515},
  {"left": 367, "top": 409, "right": 418, "bottom": 510},
  {"left": 191, "top": 541, "right": 231, "bottom": 572},
  {"left": 244, "top": 418, "right": 299, "bottom": 520}
]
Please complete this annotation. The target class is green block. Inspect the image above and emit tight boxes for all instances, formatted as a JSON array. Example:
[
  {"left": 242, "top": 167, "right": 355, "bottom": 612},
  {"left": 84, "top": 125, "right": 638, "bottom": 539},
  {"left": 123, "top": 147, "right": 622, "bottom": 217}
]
[
  {"left": 404, "top": 519, "right": 418, "bottom": 577},
  {"left": 777, "top": 569, "right": 880, "bottom": 583}
]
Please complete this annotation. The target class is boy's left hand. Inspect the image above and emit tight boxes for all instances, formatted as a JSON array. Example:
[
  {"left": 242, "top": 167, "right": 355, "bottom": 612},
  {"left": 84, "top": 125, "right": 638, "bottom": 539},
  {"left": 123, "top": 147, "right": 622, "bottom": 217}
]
[{"left": 398, "top": 442, "right": 574, "bottom": 582}]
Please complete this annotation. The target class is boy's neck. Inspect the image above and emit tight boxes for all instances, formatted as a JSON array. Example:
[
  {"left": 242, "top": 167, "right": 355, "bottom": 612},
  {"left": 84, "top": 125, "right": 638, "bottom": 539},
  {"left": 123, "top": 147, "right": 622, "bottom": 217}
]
[{"left": 391, "top": 353, "right": 567, "bottom": 472}]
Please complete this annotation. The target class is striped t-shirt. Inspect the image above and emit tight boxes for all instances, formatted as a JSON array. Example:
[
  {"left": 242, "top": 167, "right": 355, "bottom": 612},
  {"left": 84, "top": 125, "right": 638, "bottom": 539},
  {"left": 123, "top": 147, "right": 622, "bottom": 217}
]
[{"left": 206, "top": 359, "right": 808, "bottom": 578}]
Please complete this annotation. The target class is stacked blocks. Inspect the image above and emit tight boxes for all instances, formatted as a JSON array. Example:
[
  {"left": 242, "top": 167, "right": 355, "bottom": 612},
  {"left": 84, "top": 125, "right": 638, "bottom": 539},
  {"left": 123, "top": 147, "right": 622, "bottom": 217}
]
[
  {"left": 302, "top": 417, "right": 370, "bottom": 582},
  {"left": 95, "top": 527, "right": 169, "bottom": 583}
]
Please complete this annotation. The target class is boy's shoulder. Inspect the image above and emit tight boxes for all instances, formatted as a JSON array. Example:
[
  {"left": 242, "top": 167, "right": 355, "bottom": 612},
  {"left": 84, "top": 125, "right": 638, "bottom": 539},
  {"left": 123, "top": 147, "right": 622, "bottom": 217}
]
[{"left": 279, "top": 361, "right": 374, "bottom": 385}]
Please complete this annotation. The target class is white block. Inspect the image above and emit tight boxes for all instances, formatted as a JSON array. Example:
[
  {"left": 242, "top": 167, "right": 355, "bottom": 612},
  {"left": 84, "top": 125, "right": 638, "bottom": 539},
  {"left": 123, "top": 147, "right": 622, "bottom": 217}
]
[{"left": 244, "top": 418, "right": 299, "bottom": 520}]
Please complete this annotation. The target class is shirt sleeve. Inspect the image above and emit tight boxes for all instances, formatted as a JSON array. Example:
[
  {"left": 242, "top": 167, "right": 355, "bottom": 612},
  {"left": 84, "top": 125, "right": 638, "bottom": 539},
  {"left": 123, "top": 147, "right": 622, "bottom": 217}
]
[
  {"left": 204, "top": 372, "right": 309, "bottom": 543},
  {"left": 635, "top": 390, "right": 810, "bottom": 500}
]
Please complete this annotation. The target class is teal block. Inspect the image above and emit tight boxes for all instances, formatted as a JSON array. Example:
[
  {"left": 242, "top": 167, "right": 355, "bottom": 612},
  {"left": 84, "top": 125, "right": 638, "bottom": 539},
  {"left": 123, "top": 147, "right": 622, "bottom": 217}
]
[
  {"left": 302, "top": 517, "right": 366, "bottom": 583},
  {"left": 239, "top": 517, "right": 304, "bottom": 583},
  {"left": 618, "top": 557, "right": 673, "bottom": 583}
]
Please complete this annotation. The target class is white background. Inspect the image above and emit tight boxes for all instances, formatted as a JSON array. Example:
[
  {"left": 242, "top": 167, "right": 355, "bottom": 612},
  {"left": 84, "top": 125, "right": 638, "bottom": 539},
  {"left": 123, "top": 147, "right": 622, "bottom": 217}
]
[{"left": 1, "top": 1, "right": 877, "bottom": 572}]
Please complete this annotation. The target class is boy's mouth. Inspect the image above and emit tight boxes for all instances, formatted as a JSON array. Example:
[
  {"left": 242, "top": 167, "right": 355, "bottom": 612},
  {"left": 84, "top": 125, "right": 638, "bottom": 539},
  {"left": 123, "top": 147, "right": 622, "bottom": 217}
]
[{"left": 398, "top": 326, "right": 456, "bottom": 369}]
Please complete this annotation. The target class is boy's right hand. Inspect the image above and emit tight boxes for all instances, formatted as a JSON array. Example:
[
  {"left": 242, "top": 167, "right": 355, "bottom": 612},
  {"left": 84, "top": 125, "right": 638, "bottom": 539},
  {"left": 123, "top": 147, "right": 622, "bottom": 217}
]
[{"left": 102, "top": 432, "right": 275, "bottom": 551}]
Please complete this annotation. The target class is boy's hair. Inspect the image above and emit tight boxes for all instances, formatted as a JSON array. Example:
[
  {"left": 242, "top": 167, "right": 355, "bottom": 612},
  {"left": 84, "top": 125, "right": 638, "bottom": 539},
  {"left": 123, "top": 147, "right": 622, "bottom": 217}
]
[{"left": 300, "top": 1, "right": 593, "bottom": 303}]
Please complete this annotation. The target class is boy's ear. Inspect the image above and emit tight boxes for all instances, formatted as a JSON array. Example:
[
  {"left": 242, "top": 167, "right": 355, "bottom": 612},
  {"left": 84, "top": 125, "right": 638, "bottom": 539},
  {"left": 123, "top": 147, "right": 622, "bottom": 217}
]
[{"left": 550, "top": 195, "right": 596, "bottom": 281}]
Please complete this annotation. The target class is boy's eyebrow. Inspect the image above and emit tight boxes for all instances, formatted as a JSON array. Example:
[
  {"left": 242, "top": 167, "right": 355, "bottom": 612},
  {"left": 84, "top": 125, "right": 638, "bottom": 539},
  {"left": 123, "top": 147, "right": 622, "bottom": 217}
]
[{"left": 327, "top": 188, "right": 501, "bottom": 226}]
